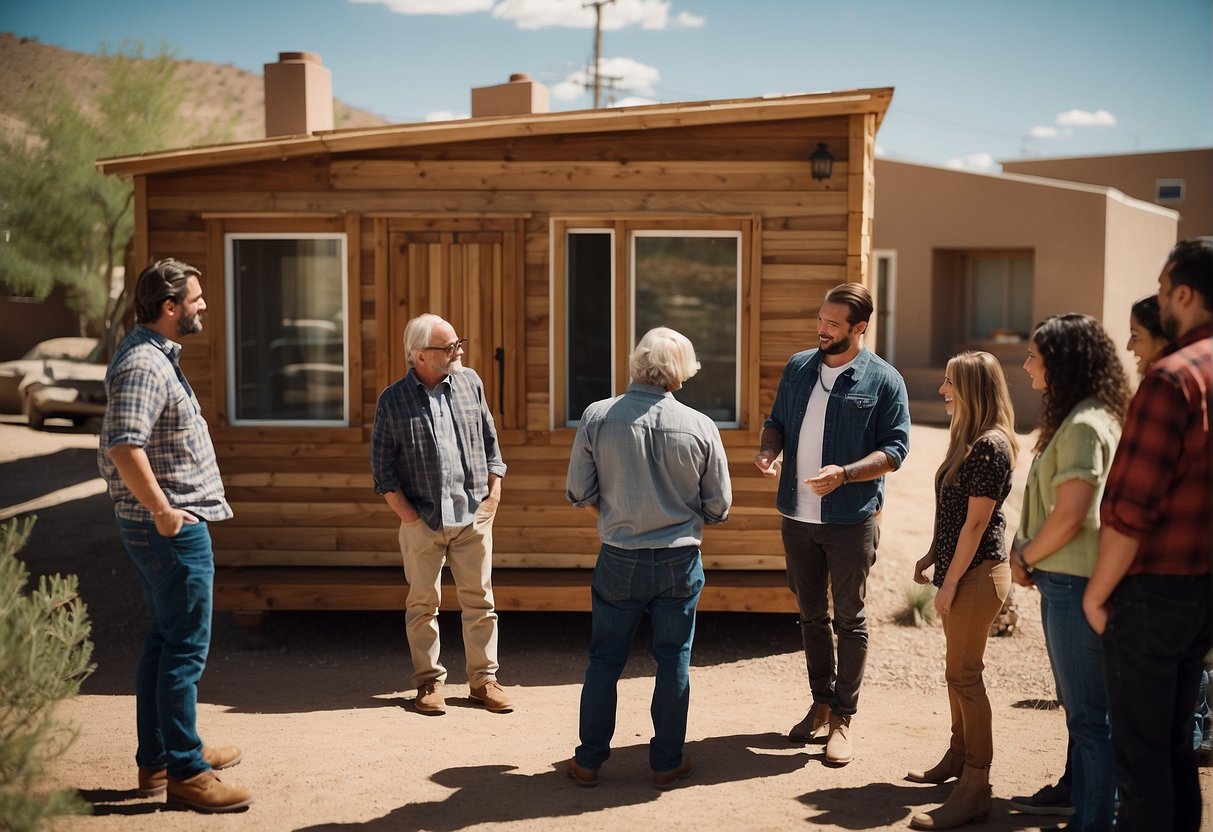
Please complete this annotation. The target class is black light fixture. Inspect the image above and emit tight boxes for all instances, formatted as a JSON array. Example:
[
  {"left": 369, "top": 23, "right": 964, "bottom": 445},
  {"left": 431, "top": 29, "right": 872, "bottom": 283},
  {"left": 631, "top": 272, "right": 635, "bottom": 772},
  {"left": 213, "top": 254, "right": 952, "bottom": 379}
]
[{"left": 810, "top": 142, "right": 834, "bottom": 181}]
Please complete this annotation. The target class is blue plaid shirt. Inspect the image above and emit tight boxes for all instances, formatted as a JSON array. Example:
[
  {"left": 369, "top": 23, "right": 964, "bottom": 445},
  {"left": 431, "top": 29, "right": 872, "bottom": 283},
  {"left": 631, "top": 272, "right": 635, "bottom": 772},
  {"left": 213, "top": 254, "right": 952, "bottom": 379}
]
[
  {"left": 371, "top": 367, "right": 506, "bottom": 530},
  {"left": 97, "top": 325, "right": 232, "bottom": 522}
]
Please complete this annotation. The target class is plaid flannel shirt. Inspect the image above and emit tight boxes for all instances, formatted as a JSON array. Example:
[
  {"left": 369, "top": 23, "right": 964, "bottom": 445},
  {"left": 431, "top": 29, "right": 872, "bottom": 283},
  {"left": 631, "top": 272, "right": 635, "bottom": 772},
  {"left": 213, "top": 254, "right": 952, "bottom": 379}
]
[
  {"left": 371, "top": 367, "right": 506, "bottom": 530},
  {"left": 1100, "top": 323, "right": 1210, "bottom": 576},
  {"left": 97, "top": 325, "right": 232, "bottom": 522}
]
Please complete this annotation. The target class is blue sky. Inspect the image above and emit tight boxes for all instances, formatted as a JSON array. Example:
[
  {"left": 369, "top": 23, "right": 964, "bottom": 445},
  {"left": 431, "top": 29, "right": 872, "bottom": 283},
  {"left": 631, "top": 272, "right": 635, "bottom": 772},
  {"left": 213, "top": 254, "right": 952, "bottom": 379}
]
[{"left": 4, "top": 0, "right": 1210, "bottom": 170}]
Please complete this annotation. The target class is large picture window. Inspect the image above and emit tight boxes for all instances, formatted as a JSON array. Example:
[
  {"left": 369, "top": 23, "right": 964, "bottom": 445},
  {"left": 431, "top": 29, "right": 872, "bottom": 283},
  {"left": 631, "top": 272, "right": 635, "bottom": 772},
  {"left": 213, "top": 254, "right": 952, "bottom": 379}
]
[
  {"left": 966, "top": 253, "right": 1032, "bottom": 341},
  {"left": 226, "top": 234, "right": 348, "bottom": 425},
  {"left": 560, "top": 222, "right": 743, "bottom": 428},
  {"left": 632, "top": 232, "right": 739, "bottom": 425}
]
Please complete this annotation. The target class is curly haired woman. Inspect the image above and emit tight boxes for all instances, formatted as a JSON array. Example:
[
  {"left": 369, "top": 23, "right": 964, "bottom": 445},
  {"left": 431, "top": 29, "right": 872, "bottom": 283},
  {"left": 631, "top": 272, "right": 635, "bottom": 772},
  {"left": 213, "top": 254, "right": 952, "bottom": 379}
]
[
  {"left": 1011, "top": 313, "right": 1131, "bottom": 832},
  {"left": 907, "top": 351, "right": 1018, "bottom": 829}
]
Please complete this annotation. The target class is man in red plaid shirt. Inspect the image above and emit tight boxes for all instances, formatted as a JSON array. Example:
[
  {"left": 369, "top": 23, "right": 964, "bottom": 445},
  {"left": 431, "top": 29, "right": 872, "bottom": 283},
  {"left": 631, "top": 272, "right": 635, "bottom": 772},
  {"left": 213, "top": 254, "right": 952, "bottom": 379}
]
[{"left": 1084, "top": 237, "right": 1211, "bottom": 832}]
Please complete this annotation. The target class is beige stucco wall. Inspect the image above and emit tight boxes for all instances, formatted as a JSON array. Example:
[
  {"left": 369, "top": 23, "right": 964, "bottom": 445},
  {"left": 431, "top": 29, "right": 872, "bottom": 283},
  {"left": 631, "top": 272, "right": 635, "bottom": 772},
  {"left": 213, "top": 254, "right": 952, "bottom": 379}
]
[
  {"left": 1002, "top": 148, "right": 1211, "bottom": 241},
  {"left": 872, "top": 159, "right": 1177, "bottom": 425}
]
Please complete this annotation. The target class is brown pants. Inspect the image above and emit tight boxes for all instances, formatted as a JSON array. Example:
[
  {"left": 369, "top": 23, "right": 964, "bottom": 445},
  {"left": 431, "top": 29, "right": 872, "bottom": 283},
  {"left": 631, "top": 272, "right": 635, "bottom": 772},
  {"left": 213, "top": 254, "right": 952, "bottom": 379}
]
[{"left": 943, "top": 558, "right": 1011, "bottom": 768}]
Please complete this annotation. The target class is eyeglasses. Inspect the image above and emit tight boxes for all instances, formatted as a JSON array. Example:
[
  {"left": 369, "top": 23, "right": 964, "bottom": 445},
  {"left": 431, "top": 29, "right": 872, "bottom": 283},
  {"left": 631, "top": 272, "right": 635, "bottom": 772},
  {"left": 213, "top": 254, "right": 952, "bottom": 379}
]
[{"left": 422, "top": 339, "right": 467, "bottom": 357}]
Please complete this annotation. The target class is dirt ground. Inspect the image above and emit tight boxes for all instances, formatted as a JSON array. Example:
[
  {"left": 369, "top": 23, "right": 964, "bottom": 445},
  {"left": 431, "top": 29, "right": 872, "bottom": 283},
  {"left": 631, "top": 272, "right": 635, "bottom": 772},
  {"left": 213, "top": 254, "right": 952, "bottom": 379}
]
[{"left": 2, "top": 416, "right": 1209, "bottom": 831}]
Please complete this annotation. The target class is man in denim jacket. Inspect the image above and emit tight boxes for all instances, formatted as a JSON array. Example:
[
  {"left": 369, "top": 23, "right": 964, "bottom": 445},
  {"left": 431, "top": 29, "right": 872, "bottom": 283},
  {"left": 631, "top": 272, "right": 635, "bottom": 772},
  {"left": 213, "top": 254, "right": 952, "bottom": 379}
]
[{"left": 755, "top": 283, "right": 910, "bottom": 766}]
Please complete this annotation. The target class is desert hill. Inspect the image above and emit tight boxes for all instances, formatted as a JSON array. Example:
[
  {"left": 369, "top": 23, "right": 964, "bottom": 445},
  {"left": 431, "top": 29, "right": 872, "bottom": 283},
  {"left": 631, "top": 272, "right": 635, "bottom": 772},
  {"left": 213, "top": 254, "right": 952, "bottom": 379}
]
[{"left": 0, "top": 32, "right": 391, "bottom": 146}]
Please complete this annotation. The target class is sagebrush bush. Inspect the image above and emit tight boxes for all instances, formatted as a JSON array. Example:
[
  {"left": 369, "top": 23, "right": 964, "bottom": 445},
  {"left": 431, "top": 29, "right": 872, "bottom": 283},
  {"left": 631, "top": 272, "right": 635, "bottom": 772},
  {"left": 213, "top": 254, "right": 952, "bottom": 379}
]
[
  {"left": 894, "top": 581, "right": 936, "bottom": 627},
  {"left": 0, "top": 516, "right": 95, "bottom": 830}
]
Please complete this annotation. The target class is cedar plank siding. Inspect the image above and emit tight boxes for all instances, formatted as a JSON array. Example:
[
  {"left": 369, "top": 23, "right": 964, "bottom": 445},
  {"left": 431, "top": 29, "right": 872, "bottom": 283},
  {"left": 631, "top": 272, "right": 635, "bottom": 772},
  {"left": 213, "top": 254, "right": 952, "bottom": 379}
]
[{"left": 105, "top": 91, "right": 890, "bottom": 614}]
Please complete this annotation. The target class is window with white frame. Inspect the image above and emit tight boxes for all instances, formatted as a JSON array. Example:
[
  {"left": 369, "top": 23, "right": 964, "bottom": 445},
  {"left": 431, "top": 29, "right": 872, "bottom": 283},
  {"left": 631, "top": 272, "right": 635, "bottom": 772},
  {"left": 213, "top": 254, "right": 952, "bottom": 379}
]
[
  {"left": 1155, "top": 178, "right": 1185, "bottom": 204},
  {"left": 226, "top": 234, "right": 348, "bottom": 425},
  {"left": 562, "top": 224, "right": 742, "bottom": 426}
]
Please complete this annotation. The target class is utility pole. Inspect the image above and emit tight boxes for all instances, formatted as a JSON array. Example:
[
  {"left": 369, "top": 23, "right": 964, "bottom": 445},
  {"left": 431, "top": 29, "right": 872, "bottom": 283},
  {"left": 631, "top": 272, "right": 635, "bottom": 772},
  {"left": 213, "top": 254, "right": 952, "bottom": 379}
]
[{"left": 584, "top": 0, "right": 615, "bottom": 108}]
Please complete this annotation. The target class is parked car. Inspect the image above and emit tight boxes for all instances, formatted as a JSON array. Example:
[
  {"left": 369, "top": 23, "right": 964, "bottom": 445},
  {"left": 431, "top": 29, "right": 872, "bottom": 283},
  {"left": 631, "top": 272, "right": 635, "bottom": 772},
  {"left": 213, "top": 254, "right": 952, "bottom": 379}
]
[{"left": 0, "top": 337, "right": 100, "bottom": 414}]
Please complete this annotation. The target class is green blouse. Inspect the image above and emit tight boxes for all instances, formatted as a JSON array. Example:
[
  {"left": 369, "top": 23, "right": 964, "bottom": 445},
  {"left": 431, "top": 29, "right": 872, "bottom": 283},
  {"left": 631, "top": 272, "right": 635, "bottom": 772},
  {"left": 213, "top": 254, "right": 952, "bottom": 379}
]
[{"left": 1016, "top": 397, "right": 1122, "bottom": 578}]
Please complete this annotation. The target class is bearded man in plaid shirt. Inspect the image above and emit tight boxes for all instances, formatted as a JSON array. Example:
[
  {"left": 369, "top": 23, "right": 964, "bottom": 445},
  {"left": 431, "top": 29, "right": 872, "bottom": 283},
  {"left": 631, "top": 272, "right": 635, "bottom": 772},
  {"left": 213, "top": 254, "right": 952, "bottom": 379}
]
[
  {"left": 1084, "top": 237, "right": 1212, "bottom": 832},
  {"left": 98, "top": 259, "right": 251, "bottom": 813}
]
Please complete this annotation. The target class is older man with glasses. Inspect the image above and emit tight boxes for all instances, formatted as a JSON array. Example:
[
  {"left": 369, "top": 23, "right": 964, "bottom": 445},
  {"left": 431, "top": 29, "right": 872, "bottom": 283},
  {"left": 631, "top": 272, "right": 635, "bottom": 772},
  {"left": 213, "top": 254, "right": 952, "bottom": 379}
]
[{"left": 371, "top": 313, "right": 512, "bottom": 715}]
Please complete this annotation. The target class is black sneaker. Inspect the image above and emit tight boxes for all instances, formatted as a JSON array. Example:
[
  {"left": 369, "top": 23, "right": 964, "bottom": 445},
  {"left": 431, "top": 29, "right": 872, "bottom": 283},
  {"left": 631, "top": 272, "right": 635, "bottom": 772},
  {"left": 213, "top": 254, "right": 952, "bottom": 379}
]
[{"left": 1008, "top": 781, "right": 1075, "bottom": 816}]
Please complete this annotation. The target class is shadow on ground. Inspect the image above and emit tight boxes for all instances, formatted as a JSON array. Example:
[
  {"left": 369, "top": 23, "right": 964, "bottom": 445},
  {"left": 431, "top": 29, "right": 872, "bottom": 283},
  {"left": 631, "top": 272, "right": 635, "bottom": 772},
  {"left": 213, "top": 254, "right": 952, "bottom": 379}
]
[
  {"left": 9, "top": 432, "right": 802, "bottom": 716},
  {"left": 294, "top": 732, "right": 806, "bottom": 831}
]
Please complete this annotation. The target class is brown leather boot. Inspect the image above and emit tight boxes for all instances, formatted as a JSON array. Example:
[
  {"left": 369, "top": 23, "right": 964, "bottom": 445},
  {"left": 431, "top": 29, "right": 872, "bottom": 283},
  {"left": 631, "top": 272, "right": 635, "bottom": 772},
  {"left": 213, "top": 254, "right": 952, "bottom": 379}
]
[
  {"left": 788, "top": 701, "right": 831, "bottom": 742},
  {"left": 909, "top": 764, "right": 991, "bottom": 829},
  {"left": 906, "top": 749, "right": 964, "bottom": 784},
  {"left": 166, "top": 770, "right": 253, "bottom": 813},
  {"left": 136, "top": 744, "right": 244, "bottom": 796}
]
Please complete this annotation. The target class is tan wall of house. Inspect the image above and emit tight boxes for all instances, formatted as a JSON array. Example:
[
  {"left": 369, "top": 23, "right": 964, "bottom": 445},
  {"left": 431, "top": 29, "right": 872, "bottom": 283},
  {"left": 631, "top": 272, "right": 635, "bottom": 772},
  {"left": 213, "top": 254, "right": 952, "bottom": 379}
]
[
  {"left": 873, "top": 159, "right": 1176, "bottom": 426},
  {"left": 1002, "top": 149, "right": 1211, "bottom": 241}
]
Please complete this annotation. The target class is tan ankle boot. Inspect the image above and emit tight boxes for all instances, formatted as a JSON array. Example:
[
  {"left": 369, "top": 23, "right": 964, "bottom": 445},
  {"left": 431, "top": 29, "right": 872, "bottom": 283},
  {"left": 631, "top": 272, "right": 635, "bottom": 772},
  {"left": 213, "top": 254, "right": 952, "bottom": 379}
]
[
  {"left": 788, "top": 701, "right": 831, "bottom": 741},
  {"left": 906, "top": 749, "right": 964, "bottom": 784},
  {"left": 824, "top": 712, "right": 854, "bottom": 766},
  {"left": 167, "top": 770, "right": 253, "bottom": 813},
  {"left": 909, "top": 764, "right": 991, "bottom": 829}
]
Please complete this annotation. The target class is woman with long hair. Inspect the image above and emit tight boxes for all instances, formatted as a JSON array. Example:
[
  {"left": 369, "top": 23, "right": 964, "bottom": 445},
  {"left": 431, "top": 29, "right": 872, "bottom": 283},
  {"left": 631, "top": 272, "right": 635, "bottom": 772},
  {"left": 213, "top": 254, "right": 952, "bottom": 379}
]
[
  {"left": 907, "top": 351, "right": 1019, "bottom": 830},
  {"left": 1010, "top": 313, "right": 1130, "bottom": 832},
  {"left": 1127, "top": 295, "right": 1169, "bottom": 376}
]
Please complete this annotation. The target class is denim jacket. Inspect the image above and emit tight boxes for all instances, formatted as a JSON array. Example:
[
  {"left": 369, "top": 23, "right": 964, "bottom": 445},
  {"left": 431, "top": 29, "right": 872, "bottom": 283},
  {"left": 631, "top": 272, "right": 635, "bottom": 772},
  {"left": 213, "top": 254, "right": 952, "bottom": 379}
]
[{"left": 765, "top": 347, "right": 910, "bottom": 524}]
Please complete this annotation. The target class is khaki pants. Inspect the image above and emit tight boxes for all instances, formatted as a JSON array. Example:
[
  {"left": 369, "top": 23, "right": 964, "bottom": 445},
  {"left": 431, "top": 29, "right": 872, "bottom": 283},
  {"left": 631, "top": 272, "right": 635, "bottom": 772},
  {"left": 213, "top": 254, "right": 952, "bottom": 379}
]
[
  {"left": 399, "top": 514, "right": 499, "bottom": 688},
  {"left": 943, "top": 558, "right": 1010, "bottom": 768}
]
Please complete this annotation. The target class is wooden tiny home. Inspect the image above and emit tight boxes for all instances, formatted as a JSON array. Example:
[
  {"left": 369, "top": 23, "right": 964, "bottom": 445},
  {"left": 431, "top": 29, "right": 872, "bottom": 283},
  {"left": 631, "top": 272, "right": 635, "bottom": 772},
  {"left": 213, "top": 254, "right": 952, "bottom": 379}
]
[{"left": 98, "top": 62, "right": 892, "bottom": 618}]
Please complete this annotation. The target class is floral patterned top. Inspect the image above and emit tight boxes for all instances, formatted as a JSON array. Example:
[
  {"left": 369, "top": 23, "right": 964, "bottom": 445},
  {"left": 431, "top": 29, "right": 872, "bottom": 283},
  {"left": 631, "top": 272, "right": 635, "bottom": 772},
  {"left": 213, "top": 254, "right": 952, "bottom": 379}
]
[{"left": 932, "top": 433, "right": 1014, "bottom": 587}]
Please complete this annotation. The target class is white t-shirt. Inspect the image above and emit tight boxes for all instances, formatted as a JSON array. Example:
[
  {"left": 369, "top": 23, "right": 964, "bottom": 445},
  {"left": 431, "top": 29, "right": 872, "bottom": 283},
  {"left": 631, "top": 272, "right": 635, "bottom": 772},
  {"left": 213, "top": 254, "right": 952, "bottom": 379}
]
[{"left": 790, "top": 356, "right": 855, "bottom": 524}]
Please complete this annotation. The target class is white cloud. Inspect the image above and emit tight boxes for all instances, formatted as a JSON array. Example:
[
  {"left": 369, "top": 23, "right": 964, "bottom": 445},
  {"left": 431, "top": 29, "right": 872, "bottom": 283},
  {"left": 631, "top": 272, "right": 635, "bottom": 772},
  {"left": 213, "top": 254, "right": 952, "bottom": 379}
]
[
  {"left": 349, "top": 0, "right": 493, "bottom": 13},
  {"left": 425, "top": 110, "right": 470, "bottom": 121},
  {"left": 610, "top": 95, "right": 660, "bottom": 108},
  {"left": 552, "top": 56, "right": 661, "bottom": 102},
  {"left": 1029, "top": 125, "right": 1059, "bottom": 138},
  {"left": 874, "top": 142, "right": 887, "bottom": 158},
  {"left": 945, "top": 152, "right": 996, "bottom": 171},
  {"left": 1055, "top": 108, "right": 1117, "bottom": 127},
  {"left": 492, "top": 0, "right": 700, "bottom": 30}
]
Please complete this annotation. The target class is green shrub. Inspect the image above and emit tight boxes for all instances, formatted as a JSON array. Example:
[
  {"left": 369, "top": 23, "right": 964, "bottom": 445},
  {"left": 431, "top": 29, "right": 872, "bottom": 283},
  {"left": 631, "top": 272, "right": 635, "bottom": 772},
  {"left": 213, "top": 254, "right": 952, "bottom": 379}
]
[
  {"left": 894, "top": 581, "right": 936, "bottom": 627},
  {"left": 0, "top": 516, "right": 95, "bottom": 830}
]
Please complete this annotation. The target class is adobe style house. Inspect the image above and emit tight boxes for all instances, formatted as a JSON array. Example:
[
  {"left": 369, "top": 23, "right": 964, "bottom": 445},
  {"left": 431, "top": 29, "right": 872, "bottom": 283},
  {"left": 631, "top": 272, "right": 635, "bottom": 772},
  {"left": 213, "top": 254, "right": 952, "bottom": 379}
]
[
  {"left": 98, "top": 53, "right": 893, "bottom": 618},
  {"left": 870, "top": 159, "right": 1179, "bottom": 428}
]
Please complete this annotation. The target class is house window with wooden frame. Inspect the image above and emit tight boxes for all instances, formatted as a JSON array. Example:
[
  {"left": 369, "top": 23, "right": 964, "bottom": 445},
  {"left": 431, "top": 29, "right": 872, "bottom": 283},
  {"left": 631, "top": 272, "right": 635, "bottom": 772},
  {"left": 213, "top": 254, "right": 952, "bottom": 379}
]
[
  {"left": 558, "top": 221, "right": 743, "bottom": 428},
  {"left": 225, "top": 234, "right": 349, "bottom": 426},
  {"left": 964, "top": 252, "right": 1033, "bottom": 342}
]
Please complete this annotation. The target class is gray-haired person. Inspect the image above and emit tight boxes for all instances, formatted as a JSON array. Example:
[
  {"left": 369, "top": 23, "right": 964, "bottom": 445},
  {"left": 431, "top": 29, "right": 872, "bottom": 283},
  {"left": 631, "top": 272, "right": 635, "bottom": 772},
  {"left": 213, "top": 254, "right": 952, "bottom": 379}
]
[
  {"left": 370, "top": 313, "right": 511, "bottom": 715},
  {"left": 566, "top": 327, "right": 733, "bottom": 789}
]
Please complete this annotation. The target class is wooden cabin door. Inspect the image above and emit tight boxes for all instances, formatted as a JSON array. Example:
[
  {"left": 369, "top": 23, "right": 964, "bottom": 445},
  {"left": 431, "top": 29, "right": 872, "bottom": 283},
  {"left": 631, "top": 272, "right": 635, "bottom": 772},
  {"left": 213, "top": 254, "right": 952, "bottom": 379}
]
[{"left": 388, "top": 230, "right": 507, "bottom": 423}]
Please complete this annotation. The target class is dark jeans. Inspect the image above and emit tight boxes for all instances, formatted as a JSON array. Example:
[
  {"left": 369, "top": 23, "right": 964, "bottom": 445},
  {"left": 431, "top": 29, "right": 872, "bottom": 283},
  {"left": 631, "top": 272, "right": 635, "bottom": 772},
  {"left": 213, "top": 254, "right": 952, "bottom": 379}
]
[
  {"left": 575, "top": 544, "right": 704, "bottom": 773},
  {"left": 781, "top": 515, "right": 878, "bottom": 717},
  {"left": 118, "top": 517, "right": 214, "bottom": 779},
  {"left": 1102, "top": 574, "right": 1211, "bottom": 832}
]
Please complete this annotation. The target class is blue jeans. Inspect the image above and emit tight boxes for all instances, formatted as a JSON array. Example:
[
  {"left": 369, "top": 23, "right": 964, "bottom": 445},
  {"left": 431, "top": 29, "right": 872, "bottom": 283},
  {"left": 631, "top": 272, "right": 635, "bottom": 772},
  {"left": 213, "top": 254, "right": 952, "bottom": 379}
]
[
  {"left": 576, "top": 544, "right": 704, "bottom": 774},
  {"left": 1037, "top": 570, "right": 1114, "bottom": 832},
  {"left": 118, "top": 518, "right": 214, "bottom": 779}
]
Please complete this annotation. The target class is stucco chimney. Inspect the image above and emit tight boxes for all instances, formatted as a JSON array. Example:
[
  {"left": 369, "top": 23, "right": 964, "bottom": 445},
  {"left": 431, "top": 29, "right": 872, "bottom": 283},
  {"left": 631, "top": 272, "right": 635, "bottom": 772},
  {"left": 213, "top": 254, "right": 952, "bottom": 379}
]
[
  {"left": 470, "top": 72, "right": 550, "bottom": 117},
  {"left": 264, "top": 52, "right": 334, "bottom": 137}
]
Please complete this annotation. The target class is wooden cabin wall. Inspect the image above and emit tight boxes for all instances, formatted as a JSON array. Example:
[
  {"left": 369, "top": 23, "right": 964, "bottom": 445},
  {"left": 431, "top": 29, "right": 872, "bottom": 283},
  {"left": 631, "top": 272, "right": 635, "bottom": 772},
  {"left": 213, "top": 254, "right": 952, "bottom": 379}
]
[{"left": 138, "top": 115, "right": 869, "bottom": 580}]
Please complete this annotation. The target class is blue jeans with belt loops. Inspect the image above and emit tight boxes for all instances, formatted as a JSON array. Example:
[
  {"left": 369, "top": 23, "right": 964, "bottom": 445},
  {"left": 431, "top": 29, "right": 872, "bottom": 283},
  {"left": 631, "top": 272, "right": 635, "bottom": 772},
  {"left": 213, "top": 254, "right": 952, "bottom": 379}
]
[
  {"left": 118, "top": 517, "right": 214, "bottom": 780},
  {"left": 575, "top": 543, "right": 704, "bottom": 774}
]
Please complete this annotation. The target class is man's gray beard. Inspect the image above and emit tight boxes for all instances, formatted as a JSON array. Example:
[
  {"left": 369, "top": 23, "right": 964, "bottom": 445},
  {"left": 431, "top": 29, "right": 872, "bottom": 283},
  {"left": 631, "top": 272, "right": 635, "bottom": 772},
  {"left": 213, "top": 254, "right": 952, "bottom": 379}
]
[
  {"left": 445, "top": 358, "right": 464, "bottom": 374},
  {"left": 177, "top": 315, "right": 203, "bottom": 337}
]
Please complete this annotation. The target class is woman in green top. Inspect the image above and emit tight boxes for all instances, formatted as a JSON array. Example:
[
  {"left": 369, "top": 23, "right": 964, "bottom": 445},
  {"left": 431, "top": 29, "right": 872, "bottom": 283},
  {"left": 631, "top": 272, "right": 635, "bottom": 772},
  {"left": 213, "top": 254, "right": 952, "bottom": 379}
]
[{"left": 1011, "top": 313, "right": 1130, "bottom": 832}]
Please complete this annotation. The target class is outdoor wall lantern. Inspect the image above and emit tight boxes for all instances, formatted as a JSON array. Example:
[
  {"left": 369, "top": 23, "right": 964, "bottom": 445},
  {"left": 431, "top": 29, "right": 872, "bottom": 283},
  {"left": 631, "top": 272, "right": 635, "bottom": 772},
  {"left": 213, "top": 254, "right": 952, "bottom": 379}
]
[{"left": 810, "top": 142, "right": 834, "bottom": 181}]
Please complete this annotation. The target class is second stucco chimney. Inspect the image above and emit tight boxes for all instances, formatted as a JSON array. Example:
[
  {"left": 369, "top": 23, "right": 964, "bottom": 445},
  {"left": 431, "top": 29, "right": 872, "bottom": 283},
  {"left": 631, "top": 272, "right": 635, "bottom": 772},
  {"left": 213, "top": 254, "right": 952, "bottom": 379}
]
[
  {"left": 470, "top": 73, "right": 550, "bottom": 118},
  {"left": 264, "top": 52, "right": 334, "bottom": 137}
]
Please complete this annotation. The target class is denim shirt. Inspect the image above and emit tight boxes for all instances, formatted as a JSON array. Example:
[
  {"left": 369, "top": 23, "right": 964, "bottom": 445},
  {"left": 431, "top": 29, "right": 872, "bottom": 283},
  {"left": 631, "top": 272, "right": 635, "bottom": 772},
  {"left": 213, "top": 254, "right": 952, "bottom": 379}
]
[
  {"left": 765, "top": 347, "right": 910, "bottom": 524},
  {"left": 567, "top": 383, "right": 732, "bottom": 549}
]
